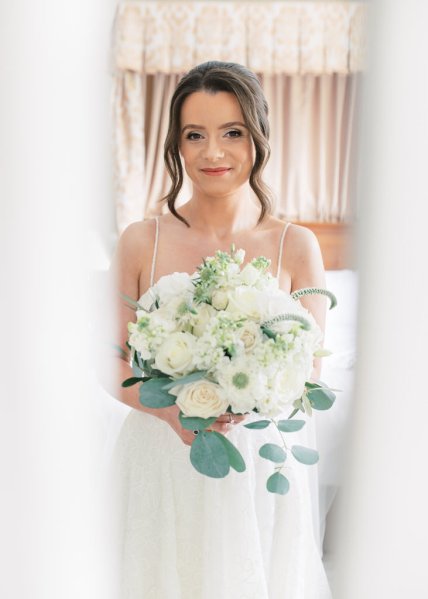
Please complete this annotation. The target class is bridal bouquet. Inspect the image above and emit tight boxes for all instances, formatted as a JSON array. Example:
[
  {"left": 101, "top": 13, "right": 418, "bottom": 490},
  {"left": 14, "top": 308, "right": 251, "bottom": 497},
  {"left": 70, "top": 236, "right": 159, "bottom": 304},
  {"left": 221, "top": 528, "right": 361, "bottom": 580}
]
[{"left": 122, "top": 247, "right": 337, "bottom": 495}]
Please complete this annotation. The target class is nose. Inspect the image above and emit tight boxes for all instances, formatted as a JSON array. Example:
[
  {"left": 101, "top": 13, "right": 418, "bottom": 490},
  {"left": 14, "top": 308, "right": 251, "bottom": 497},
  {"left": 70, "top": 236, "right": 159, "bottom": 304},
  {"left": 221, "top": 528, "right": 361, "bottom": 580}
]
[{"left": 202, "top": 136, "right": 225, "bottom": 161}]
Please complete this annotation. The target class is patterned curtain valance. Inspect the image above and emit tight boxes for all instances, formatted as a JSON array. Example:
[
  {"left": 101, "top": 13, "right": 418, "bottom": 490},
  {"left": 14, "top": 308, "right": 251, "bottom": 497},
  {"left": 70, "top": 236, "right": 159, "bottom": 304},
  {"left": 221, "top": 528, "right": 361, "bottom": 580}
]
[{"left": 113, "top": 1, "right": 367, "bottom": 76}]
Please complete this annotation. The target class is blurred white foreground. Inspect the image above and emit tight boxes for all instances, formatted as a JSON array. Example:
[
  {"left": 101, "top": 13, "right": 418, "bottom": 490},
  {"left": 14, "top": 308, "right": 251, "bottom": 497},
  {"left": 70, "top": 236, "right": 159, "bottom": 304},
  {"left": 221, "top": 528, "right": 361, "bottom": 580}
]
[{"left": 330, "top": 1, "right": 428, "bottom": 597}]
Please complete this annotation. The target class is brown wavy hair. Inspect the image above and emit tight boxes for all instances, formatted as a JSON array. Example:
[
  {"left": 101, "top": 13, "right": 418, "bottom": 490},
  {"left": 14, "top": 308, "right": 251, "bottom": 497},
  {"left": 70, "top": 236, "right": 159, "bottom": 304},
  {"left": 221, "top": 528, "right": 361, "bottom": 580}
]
[{"left": 162, "top": 61, "right": 273, "bottom": 226}]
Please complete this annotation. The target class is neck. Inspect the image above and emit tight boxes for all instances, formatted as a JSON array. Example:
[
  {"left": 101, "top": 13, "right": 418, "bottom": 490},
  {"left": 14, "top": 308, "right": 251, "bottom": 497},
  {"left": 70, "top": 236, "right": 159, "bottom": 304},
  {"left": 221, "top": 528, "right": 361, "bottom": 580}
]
[{"left": 179, "top": 187, "right": 261, "bottom": 240}]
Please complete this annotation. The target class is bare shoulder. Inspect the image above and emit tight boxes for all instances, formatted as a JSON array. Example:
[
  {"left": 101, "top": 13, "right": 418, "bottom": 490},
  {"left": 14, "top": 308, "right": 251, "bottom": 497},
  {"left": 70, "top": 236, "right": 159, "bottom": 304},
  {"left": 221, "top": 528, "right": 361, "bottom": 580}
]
[
  {"left": 112, "top": 219, "right": 158, "bottom": 281},
  {"left": 283, "top": 223, "right": 325, "bottom": 287}
]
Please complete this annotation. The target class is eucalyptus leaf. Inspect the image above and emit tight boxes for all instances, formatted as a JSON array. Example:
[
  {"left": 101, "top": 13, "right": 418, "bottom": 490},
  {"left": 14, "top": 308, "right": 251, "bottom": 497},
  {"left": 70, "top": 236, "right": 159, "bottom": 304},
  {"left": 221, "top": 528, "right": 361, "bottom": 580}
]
[
  {"left": 277, "top": 419, "right": 306, "bottom": 433},
  {"left": 259, "top": 443, "right": 287, "bottom": 463},
  {"left": 162, "top": 370, "right": 208, "bottom": 390},
  {"left": 179, "top": 413, "right": 217, "bottom": 431},
  {"left": 302, "top": 393, "right": 313, "bottom": 417},
  {"left": 244, "top": 420, "right": 271, "bottom": 430},
  {"left": 266, "top": 472, "right": 290, "bottom": 495},
  {"left": 307, "top": 387, "right": 336, "bottom": 410},
  {"left": 139, "top": 377, "right": 176, "bottom": 408},
  {"left": 213, "top": 432, "right": 246, "bottom": 473},
  {"left": 305, "top": 381, "right": 323, "bottom": 390},
  {"left": 190, "top": 431, "right": 230, "bottom": 478},
  {"left": 291, "top": 445, "right": 319, "bottom": 465},
  {"left": 122, "top": 377, "right": 144, "bottom": 388}
]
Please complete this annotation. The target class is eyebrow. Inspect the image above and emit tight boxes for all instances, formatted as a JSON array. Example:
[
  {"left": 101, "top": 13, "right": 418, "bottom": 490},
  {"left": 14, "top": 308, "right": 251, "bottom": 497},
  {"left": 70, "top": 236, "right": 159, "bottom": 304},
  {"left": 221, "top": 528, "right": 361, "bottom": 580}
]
[{"left": 181, "top": 121, "right": 247, "bottom": 133}]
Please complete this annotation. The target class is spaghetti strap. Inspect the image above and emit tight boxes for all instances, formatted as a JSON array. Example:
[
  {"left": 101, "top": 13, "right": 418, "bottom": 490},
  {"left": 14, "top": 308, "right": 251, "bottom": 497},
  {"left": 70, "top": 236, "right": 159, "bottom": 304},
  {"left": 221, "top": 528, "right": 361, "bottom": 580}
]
[
  {"left": 276, "top": 222, "right": 291, "bottom": 279},
  {"left": 149, "top": 216, "right": 160, "bottom": 287}
]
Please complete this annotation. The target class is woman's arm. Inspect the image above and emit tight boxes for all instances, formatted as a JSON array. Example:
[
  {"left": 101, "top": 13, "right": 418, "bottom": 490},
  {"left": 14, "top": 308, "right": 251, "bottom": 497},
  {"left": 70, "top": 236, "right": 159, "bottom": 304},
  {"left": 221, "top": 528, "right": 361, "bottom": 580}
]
[
  {"left": 283, "top": 225, "right": 327, "bottom": 379},
  {"left": 99, "top": 221, "right": 231, "bottom": 445}
]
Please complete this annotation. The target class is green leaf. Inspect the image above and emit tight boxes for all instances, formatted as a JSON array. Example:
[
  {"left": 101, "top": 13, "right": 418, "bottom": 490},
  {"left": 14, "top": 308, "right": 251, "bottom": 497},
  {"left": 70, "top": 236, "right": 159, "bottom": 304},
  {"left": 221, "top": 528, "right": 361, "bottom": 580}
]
[
  {"left": 291, "top": 445, "right": 319, "bottom": 465},
  {"left": 305, "top": 381, "right": 323, "bottom": 390},
  {"left": 277, "top": 419, "right": 306, "bottom": 432},
  {"left": 307, "top": 387, "right": 336, "bottom": 410},
  {"left": 179, "top": 413, "right": 217, "bottom": 431},
  {"left": 244, "top": 420, "right": 271, "bottom": 430},
  {"left": 112, "top": 344, "right": 127, "bottom": 359},
  {"left": 161, "top": 370, "right": 208, "bottom": 390},
  {"left": 266, "top": 472, "right": 290, "bottom": 495},
  {"left": 122, "top": 376, "right": 144, "bottom": 388},
  {"left": 120, "top": 292, "right": 141, "bottom": 310},
  {"left": 261, "top": 326, "right": 277, "bottom": 340},
  {"left": 190, "top": 431, "right": 230, "bottom": 478},
  {"left": 259, "top": 443, "right": 287, "bottom": 463},
  {"left": 302, "top": 393, "right": 313, "bottom": 416},
  {"left": 139, "top": 377, "right": 176, "bottom": 408},
  {"left": 213, "top": 432, "right": 246, "bottom": 473}
]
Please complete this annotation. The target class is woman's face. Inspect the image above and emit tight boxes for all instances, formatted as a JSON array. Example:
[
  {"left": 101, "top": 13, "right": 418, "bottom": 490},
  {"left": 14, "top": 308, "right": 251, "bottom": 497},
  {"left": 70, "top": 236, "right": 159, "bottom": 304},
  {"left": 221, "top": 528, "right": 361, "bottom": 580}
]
[{"left": 179, "top": 90, "right": 254, "bottom": 198}]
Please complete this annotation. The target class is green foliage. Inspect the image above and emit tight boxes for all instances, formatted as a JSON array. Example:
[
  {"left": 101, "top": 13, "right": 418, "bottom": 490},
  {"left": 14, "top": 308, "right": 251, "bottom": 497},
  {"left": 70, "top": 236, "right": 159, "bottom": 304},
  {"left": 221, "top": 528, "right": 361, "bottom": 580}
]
[
  {"left": 244, "top": 420, "right": 271, "bottom": 430},
  {"left": 290, "top": 287, "right": 337, "bottom": 310},
  {"left": 122, "top": 376, "right": 145, "bottom": 388},
  {"left": 262, "top": 313, "right": 312, "bottom": 331},
  {"left": 179, "top": 413, "right": 217, "bottom": 431},
  {"left": 291, "top": 445, "right": 319, "bottom": 465},
  {"left": 190, "top": 431, "right": 230, "bottom": 478},
  {"left": 266, "top": 472, "right": 290, "bottom": 495},
  {"left": 139, "top": 377, "right": 176, "bottom": 408},
  {"left": 161, "top": 370, "right": 208, "bottom": 390},
  {"left": 277, "top": 419, "right": 306, "bottom": 432},
  {"left": 307, "top": 387, "right": 336, "bottom": 410},
  {"left": 214, "top": 432, "right": 246, "bottom": 473},
  {"left": 259, "top": 443, "right": 287, "bottom": 463}
]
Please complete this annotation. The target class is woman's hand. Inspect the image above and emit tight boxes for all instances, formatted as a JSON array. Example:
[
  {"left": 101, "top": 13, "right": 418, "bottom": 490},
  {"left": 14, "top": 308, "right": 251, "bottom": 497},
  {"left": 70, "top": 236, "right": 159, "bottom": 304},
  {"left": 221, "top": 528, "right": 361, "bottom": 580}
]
[{"left": 159, "top": 405, "right": 248, "bottom": 447}]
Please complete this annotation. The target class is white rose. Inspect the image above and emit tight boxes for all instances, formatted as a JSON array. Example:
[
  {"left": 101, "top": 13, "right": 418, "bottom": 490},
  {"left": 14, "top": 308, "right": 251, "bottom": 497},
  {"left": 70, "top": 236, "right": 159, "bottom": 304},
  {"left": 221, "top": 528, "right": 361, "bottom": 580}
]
[
  {"left": 192, "top": 303, "right": 216, "bottom": 337},
  {"left": 226, "top": 286, "right": 267, "bottom": 320},
  {"left": 238, "top": 321, "right": 262, "bottom": 352},
  {"left": 211, "top": 289, "right": 229, "bottom": 310},
  {"left": 153, "top": 272, "right": 194, "bottom": 305},
  {"left": 240, "top": 263, "right": 260, "bottom": 287},
  {"left": 175, "top": 381, "right": 229, "bottom": 418},
  {"left": 154, "top": 332, "right": 195, "bottom": 376}
]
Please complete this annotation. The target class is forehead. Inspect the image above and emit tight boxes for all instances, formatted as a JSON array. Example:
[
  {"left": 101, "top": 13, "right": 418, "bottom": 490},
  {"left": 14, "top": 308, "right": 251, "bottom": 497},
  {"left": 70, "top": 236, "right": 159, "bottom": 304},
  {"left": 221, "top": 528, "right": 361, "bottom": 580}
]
[{"left": 180, "top": 91, "right": 245, "bottom": 127}]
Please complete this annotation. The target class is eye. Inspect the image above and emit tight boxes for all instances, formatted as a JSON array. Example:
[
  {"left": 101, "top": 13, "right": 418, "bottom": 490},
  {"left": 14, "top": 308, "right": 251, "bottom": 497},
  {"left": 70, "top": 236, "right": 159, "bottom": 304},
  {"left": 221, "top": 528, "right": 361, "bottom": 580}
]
[
  {"left": 185, "top": 131, "right": 203, "bottom": 141},
  {"left": 225, "top": 129, "right": 243, "bottom": 139}
]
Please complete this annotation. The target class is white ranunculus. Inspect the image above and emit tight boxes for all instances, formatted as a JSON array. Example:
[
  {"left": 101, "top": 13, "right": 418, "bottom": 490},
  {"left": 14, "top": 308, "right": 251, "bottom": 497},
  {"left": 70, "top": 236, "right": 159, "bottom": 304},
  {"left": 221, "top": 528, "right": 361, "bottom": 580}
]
[
  {"left": 272, "top": 364, "right": 307, "bottom": 405},
  {"left": 240, "top": 263, "right": 261, "bottom": 287},
  {"left": 175, "top": 380, "right": 229, "bottom": 418},
  {"left": 154, "top": 332, "right": 195, "bottom": 376},
  {"left": 192, "top": 303, "right": 216, "bottom": 337},
  {"left": 211, "top": 289, "right": 229, "bottom": 310},
  {"left": 153, "top": 272, "right": 194, "bottom": 305},
  {"left": 226, "top": 286, "right": 268, "bottom": 320}
]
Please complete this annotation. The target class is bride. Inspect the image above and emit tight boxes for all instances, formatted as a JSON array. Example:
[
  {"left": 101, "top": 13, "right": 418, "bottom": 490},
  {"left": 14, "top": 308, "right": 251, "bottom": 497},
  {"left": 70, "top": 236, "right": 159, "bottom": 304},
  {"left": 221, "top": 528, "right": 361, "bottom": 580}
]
[{"left": 109, "top": 61, "right": 331, "bottom": 598}]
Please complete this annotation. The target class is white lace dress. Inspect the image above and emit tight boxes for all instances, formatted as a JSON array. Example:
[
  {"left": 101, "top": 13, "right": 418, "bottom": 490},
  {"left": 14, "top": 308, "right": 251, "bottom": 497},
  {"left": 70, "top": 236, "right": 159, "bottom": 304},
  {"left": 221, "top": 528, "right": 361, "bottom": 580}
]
[{"left": 112, "top": 219, "right": 332, "bottom": 599}]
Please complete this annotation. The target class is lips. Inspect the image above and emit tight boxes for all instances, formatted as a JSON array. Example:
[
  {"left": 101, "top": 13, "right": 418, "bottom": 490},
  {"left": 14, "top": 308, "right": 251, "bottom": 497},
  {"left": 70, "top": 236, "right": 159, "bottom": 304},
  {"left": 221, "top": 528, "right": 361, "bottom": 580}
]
[{"left": 201, "top": 167, "right": 231, "bottom": 176}]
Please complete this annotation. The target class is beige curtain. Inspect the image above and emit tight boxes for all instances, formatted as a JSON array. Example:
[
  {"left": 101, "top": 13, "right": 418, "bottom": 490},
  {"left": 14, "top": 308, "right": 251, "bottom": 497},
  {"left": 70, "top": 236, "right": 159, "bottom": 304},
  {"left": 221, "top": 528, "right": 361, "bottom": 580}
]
[
  {"left": 262, "top": 73, "right": 360, "bottom": 222},
  {"left": 112, "top": 1, "right": 367, "bottom": 232}
]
